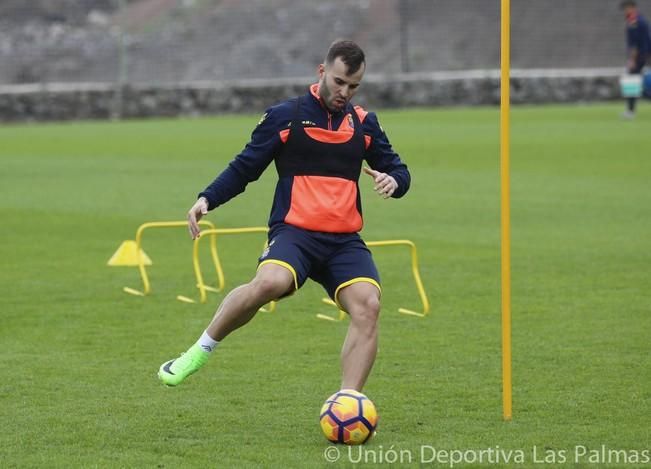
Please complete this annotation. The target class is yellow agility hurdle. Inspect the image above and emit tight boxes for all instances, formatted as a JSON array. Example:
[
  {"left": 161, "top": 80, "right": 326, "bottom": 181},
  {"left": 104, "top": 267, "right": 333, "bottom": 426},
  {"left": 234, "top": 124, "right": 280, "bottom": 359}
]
[
  {"left": 316, "top": 298, "right": 347, "bottom": 322},
  {"left": 122, "top": 220, "right": 224, "bottom": 298},
  {"left": 191, "top": 227, "right": 275, "bottom": 312},
  {"left": 367, "top": 240, "right": 430, "bottom": 317},
  {"left": 316, "top": 239, "right": 430, "bottom": 321}
]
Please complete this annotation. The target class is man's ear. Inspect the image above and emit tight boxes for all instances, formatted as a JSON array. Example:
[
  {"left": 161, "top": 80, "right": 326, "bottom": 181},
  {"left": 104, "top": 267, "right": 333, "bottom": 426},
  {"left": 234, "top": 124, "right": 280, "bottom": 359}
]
[{"left": 317, "top": 63, "right": 325, "bottom": 78}]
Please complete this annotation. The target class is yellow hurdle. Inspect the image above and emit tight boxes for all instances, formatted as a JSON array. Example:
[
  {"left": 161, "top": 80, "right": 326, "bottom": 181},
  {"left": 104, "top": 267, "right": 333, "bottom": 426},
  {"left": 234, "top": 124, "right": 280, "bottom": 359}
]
[
  {"left": 316, "top": 239, "right": 430, "bottom": 321},
  {"left": 122, "top": 220, "right": 224, "bottom": 297},
  {"left": 367, "top": 240, "right": 430, "bottom": 317},
  {"left": 316, "top": 298, "right": 347, "bottom": 322},
  {"left": 191, "top": 227, "right": 275, "bottom": 312}
]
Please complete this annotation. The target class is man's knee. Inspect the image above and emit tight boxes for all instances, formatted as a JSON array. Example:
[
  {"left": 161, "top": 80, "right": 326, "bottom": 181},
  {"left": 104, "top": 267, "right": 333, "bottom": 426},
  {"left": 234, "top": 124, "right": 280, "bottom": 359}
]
[
  {"left": 250, "top": 265, "right": 294, "bottom": 300},
  {"left": 341, "top": 285, "right": 381, "bottom": 325}
]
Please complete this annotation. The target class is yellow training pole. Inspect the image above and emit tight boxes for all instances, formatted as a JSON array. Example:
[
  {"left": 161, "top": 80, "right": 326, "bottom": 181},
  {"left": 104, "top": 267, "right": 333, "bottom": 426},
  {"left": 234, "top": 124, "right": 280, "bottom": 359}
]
[{"left": 500, "top": 0, "right": 513, "bottom": 421}]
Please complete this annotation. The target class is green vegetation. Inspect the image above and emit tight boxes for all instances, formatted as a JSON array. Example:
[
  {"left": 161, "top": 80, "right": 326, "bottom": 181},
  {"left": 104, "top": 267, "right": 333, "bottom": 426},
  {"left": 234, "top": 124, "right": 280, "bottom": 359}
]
[{"left": 1, "top": 104, "right": 649, "bottom": 468}]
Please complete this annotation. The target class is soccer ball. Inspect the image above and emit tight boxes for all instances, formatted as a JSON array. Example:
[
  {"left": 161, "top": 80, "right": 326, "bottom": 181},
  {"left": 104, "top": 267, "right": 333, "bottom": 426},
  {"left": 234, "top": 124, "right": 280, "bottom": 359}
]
[{"left": 319, "top": 389, "right": 378, "bottom": 445}]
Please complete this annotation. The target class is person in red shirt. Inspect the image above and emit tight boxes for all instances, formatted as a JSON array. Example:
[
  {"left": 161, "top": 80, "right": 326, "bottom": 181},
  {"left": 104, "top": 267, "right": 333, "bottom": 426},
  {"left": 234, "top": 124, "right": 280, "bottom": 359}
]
[{"left": 159, "top": 40, "right": 411, "bottom": 393}]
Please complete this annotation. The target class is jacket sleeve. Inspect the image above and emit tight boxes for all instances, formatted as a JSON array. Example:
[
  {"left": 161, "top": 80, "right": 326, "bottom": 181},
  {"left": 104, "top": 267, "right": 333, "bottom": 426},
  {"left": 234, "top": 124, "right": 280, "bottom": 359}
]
[
  {"left": 640, "top": 19, "right": 651, "bottom": 57},
  {"left": 198, "top": 107, "right": 284, "bottom": 209},
  {"left": 363, "top": 112, "right": 411, "bottom": 198}
]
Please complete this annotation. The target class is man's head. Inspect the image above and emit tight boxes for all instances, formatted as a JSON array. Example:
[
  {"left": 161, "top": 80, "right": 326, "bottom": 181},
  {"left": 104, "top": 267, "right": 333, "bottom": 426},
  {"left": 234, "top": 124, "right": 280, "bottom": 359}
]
[
  {"left": 317, "top": 40, "right": 366, "bottom": 113},
  {"left": 620, "top": 0, "right": 637, "bottom": 15}
]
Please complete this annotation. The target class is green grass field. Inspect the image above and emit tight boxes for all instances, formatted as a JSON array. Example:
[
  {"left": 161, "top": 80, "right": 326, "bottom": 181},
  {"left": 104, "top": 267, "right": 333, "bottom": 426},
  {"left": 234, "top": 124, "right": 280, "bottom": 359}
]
[{"left": 1, "top": 103, "right": 649, "bottom": 468}]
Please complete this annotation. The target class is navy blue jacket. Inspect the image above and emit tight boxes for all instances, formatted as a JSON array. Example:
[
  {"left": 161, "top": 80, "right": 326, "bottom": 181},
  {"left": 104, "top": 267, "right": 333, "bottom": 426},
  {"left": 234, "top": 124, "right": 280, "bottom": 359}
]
[
  {"left": 199, "top": 84, "right": 410, "bottom": 233},
  {"left": 627, "top": 13, "right": 651, "bottom": 69}
]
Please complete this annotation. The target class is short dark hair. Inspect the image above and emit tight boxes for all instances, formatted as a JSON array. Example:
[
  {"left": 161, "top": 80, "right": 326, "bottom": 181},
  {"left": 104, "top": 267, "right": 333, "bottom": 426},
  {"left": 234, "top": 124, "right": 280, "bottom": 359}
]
[
  {"left": 325, "top": 40, "right": 365, "bottom": 75},
  {"left": 620, "top": 0, "right": 636, "bottom": 8}
]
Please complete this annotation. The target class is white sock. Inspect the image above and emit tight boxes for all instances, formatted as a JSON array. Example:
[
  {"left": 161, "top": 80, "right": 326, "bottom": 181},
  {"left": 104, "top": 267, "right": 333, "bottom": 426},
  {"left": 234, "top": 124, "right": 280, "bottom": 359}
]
[{"left": 197, "top": 331, "right": 219, "bottom": 353}]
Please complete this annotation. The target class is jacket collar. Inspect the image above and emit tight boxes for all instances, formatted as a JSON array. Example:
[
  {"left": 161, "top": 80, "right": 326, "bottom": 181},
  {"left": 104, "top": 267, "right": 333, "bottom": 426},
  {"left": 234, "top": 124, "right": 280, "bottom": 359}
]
[{"left": 309, "top": 83, "right": 349, "bottom": 115}]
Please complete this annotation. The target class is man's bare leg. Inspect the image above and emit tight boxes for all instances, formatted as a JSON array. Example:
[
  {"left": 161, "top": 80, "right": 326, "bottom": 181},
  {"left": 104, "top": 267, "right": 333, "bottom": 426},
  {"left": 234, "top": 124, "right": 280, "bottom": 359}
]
[
  {"left": 158, "top": 263, "right": 294, "bottom": 385},
  {"left": 206, "top": 263, "right": 294, "bottom": 340},
  {"left": 337, "top": 282, "right": 381, "bottom": 391}
]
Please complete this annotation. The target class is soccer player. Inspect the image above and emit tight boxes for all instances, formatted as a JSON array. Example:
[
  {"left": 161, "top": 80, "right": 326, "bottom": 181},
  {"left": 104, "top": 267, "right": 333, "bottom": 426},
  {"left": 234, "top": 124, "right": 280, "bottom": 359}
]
[
  {"left": 621, "top": 0, "right": 651, "bottom": 118},
  {"left": 158, "top": 40, "right": 411, "bottom": 392}
]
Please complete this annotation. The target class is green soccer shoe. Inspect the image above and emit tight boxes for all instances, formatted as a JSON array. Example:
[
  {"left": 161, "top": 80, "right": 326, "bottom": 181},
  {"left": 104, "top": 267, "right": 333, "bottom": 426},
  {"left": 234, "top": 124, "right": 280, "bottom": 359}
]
[{"left": 158, "top": 344, "right": 209, "bottom": 386}]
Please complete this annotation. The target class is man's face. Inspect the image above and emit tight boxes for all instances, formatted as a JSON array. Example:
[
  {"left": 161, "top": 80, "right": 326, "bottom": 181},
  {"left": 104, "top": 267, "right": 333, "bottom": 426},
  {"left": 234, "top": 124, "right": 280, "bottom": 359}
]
[
  {"left": 317, "top": 57, "right": 365, "bottom": 113},
  {"left": 624, "top": 5, "right": 636, "bottom": 17}
]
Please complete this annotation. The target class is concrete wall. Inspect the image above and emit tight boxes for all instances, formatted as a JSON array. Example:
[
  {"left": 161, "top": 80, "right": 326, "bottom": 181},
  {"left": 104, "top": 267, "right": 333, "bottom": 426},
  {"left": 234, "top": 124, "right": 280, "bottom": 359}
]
[{"left": 0, "top": 69, "right": 624, "bottom": 122}]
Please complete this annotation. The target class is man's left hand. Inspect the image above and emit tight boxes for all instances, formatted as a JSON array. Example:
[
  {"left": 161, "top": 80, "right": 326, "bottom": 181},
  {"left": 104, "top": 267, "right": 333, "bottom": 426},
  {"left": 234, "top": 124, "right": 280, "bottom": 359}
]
[{"left": 363, "top": 166, "right": 398, "bottom": 199}]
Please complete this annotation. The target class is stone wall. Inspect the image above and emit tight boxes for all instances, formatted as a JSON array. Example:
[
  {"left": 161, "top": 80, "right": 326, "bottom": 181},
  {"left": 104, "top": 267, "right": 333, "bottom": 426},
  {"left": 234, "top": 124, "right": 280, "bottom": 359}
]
[{"left": 0, "top": 69, "right": 624, "bottom": 122}]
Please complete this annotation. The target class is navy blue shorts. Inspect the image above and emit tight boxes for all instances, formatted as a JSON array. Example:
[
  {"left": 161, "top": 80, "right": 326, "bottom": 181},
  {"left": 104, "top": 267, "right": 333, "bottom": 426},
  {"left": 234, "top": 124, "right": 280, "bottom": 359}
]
[{"left": 258, "top": 223, "right": 381, "bottom": 306}]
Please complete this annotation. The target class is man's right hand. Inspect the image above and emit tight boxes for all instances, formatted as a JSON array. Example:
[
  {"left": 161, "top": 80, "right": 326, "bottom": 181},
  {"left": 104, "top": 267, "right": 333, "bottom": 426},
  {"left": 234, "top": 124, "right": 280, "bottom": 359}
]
[{"left": 188, "top": 197, "right": 209, "bottom": 239}]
